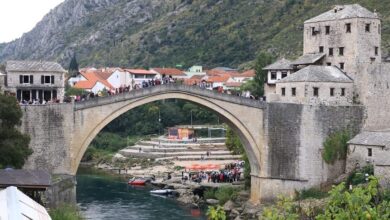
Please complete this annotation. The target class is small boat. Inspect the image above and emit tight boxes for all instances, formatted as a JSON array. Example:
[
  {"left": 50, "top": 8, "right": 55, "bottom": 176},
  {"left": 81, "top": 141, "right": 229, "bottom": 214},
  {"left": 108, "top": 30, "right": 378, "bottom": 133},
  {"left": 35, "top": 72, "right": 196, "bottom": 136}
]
[
  {"left": 150, "top": 189, "right": 174, "bottom": 195},
  {"left": 128, "top": 178, "right": 146, "bottom": 186}
]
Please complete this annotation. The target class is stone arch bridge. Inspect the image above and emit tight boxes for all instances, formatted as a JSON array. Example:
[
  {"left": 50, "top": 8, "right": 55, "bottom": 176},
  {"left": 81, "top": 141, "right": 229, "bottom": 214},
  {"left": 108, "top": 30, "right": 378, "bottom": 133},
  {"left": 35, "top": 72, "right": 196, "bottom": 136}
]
[{"left": 20, "top": 84, "right": 364, "bottom": 203}]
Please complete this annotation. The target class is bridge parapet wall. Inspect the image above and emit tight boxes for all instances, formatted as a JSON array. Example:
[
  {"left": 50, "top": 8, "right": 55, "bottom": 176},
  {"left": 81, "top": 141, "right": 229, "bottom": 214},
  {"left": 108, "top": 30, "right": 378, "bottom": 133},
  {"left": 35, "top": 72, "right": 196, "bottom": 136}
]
[{"left": 74, "top": 84, "right": 266, "bottom": 110}]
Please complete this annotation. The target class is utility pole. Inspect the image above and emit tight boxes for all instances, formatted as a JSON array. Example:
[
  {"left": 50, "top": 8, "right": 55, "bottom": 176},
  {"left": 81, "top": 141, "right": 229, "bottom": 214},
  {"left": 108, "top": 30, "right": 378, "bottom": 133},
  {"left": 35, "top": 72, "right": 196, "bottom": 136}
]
[
  {"left": 190, "top": 110, "right": 193, "bottom": 127},
  {"left": 158, "top": 108, "right": 161, "bottom": 136}
]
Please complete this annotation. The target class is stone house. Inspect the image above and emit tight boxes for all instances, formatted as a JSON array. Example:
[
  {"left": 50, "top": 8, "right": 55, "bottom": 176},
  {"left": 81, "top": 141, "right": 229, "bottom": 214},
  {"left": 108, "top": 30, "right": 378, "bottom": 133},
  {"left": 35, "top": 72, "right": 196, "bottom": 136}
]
[
  {"left": 4, "top": 60, "right": 66, "bottom": 102},
  {"left": 274, "top": 65, "right": 353, "bottom": 105},
  {"left": 125, "top": 69, "right": 157, "bottom": 87},
  {"left": 347, "top": 131, "right": 390, "bottom": 187},
  {"left": 263, "top": 58, "right": 293, "bottom": 95}
]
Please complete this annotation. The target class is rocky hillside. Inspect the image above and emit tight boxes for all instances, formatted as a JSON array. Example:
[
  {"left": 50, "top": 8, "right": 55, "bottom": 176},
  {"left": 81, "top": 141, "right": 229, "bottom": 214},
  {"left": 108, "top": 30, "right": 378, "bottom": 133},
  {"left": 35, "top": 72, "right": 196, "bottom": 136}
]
[{"left": 0, "top": 0, "right": 389, "bottom": 68}]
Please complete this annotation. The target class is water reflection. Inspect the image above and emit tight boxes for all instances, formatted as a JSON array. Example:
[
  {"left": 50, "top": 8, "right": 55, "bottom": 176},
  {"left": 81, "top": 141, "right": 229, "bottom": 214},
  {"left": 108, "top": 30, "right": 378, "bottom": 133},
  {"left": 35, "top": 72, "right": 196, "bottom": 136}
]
[{"left": 76, "top": 173, "right": 206, "bottom": 220}]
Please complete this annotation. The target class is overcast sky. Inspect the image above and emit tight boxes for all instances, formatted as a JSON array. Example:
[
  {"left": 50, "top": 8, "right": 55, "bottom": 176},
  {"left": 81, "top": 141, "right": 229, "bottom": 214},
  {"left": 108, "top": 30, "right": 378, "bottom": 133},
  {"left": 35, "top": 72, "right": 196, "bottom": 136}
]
[{"left": 0, "top": 0, "right": 65, "bottom": 43}]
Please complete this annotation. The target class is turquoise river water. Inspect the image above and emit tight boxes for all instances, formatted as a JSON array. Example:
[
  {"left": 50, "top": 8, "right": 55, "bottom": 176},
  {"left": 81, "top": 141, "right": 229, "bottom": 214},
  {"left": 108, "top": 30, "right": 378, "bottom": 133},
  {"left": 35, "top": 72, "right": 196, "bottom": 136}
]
[{"left": 76, "top": 173, "right": 207, "bottom": 220}]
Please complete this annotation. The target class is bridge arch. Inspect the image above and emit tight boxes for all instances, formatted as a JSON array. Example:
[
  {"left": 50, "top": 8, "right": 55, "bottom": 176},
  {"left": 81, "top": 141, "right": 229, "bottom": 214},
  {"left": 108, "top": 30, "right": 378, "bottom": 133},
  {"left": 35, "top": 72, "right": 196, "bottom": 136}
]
[{"left": 70, "top": 85, "right": 266, "bottom": 201}]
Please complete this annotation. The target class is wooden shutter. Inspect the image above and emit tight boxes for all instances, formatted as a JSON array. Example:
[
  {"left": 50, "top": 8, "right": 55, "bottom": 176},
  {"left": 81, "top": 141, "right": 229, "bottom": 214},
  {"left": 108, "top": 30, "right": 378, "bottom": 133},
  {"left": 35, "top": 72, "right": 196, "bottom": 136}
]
[
  {"left": 19, "top": 75, "right": 23, "bottom": 84},
  {"left": 41, "top": 75, "right": 44, "bottom": 84},
  {"left": 51, "top": 75, "right": 55, "bottom": 84},
  {"left": 30, "top": 75, "right": 33, "bottom": 84}
]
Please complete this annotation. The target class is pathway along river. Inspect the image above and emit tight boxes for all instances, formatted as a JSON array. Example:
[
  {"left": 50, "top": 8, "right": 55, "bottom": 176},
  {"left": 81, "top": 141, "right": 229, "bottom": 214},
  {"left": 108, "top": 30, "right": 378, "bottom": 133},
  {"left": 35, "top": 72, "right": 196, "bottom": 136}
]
[{"left": 76, "top": 170, "right": 206, "bottom": 220}]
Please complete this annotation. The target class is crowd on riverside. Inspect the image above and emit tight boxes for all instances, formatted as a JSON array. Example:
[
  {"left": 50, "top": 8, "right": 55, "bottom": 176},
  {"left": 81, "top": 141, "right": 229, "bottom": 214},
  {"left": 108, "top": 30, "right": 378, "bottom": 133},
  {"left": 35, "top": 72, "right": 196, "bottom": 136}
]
[{"left": 182, "top": 161, "right": 244, "bottom": 184}]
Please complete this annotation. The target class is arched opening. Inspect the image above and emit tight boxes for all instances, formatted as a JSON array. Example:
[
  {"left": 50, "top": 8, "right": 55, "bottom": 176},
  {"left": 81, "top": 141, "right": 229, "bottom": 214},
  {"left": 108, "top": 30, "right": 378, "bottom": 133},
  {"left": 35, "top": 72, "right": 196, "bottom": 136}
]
[
  {"left": 70, "top": 90, "right": 264, "bottom": 208},
  {"left": 72, "top": 93, "right": 262, "bottom": 176}
]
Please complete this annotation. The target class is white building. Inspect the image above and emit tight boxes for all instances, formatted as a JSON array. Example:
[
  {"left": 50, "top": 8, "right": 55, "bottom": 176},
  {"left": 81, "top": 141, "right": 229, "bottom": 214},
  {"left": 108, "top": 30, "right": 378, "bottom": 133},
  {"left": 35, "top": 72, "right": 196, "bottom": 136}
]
[
  {"left": 184, "top": 65, "right": 206, "bottom": 78},
  {"left": 263, "top": 58, "right": 293, "bottom": 95},
  {"left": 126, "top": 69, "right": 157, "bottom": 87}
]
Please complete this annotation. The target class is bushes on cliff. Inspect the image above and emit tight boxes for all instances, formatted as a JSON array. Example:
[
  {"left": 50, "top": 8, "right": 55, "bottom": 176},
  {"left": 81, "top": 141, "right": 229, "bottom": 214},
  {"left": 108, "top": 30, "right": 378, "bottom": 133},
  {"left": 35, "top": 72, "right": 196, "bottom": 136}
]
[
  {"left": 0, "top": 94, "right": 32, "bottom": 168},
  {"left": 322, "top": 130, "right": 350, "bottom": 164},
  {"left": 49, "top": 204, "right": 84, "bottom": 220}
]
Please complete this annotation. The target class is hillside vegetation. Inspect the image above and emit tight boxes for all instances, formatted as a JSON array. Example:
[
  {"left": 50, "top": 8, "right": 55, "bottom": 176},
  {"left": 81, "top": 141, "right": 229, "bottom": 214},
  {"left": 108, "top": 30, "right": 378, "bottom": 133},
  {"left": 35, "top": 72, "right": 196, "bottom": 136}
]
[{"left": 0, "top": 0, "right": 389, "bottom": 68}]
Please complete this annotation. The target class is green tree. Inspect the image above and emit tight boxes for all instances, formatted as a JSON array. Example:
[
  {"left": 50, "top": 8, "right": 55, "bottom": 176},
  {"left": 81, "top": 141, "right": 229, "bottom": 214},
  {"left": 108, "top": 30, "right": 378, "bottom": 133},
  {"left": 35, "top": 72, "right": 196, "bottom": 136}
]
[
  {"left": 68, "top": 53, "right": 79, "bottom": 77},
  {"left": 0, "top": 94, "right": 32, "bottom": 168},
  {"left": 244, "top": 52, "right": 274, "bottom": 98},
  {"left": 207, "top": 205, "right": 226, "bottom": 220}
]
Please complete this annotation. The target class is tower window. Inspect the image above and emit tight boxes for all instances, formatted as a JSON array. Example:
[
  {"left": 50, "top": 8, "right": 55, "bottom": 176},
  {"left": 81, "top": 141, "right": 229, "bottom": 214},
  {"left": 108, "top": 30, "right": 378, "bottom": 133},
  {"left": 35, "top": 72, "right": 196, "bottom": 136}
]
[
  {"left": 271, "top": 72, "right": 277, "bottom": 80},
  {"left": 313, "top": 87, "right": 319, "bottom": 97},
  {"left": 281, "top": 72, "right": 288, "bottom": 78},
  {"left": 311, "top": 27, "right": 316, "bottom": 36},
  {"left": 346, "top": 23, "right": 351, "bottom": 33},
  {"left": 341, "top": 88, "right": 345, "bottom": 96},
  {"left": 291, "top": 87, "right": 296, "bottom": 96},
  {"left": 327, "top": 62, "right": 332, "bottom": 66},
  {"left": 330, "top": 88, "right": 335, "bottom": 96},
  {"left": 339, "top": 47, "right": 344, "bottom": 56},
  {"left": 329, "top": 48, "right": 333, "bottom": 56},
  {"left": 340, "top": 62, "right": 345, "bottom": 70},
  {"left": 325, "top": 26, "right": 330, "bottom": 35},
  {"left": 281, "top": 88, "right": 286, "bottom": 96},
  {"left": 319, "top": 46, "right": 324, "bottom": 53},
  {"left": 375, "top": 47, "right": 379, "bottom": 56},
  {"left": 368, "top": 148, "right": 372, "bottom": 157},
  {"left": 366, "top": 23, "right": 371, "bottom": 32}
]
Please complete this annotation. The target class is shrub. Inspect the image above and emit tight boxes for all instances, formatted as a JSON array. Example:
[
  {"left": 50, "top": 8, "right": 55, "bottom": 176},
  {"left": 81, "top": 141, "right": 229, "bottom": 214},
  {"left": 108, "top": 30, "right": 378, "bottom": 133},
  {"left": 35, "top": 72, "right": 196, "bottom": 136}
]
[
  {"left": 261, "top": 196, "right": 299, "bottom": 220},
  {"left": 207, "top": 205, "right": 226, "bottom": 220},
  {"left": 215, "top": 187, "right": 239, "bottom": 205},
  {"left": 204, "top": 188, "right": 216, "bottom": 199},
  {"left": 347, "top": 165, "right": 374, "bottom": 186},
  {"left": 49, "top": 204, "right": 84, "bottom": 220},
  {"left": 295, "top": 187, "right": 328, "bottom": 200},
  {"left": 322, "top": 130, "right": 350, "bottom": 164}
]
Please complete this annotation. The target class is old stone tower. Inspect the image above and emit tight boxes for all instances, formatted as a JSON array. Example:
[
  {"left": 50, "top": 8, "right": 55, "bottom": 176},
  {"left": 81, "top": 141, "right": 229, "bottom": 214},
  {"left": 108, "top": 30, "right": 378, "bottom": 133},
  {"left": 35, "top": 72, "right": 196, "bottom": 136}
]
[{"left": 303, "top": 4, "right": 381, "bottom": 79}]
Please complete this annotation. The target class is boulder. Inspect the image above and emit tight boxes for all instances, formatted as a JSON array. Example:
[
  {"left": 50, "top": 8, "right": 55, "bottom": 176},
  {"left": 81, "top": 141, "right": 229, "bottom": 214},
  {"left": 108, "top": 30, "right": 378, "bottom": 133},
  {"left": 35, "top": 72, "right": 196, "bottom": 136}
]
[
  {"left": 206, "top": 199, "right": 219, "bottom": 205},
  {"left": 223, "top": 200, "right": 235, "bottom": 211}
]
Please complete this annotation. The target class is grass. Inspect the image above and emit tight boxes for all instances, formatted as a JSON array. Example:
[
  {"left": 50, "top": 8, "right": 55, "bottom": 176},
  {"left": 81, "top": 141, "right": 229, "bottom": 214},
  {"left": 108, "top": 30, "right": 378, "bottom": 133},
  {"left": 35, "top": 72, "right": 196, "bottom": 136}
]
[{"left": 49, "top": 204, "right": 83, "bottom": 220}]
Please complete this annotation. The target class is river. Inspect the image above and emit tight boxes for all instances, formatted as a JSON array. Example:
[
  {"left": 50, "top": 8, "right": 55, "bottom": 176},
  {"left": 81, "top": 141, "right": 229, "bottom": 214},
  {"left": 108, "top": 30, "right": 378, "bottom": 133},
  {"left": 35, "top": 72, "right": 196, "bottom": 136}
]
[{"left": 76, "top": 171, "right": 207, "bottom": 220}]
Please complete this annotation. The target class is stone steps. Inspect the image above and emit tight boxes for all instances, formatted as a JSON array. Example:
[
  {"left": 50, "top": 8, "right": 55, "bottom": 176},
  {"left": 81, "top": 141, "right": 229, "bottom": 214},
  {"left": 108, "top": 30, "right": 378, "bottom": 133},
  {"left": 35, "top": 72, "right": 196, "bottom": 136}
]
[
  {"left": 119, "top": 149, "right": 233, "bottom": 158},
  {"left": 155, "top": 155, "right": 242, "bottom": 161}
]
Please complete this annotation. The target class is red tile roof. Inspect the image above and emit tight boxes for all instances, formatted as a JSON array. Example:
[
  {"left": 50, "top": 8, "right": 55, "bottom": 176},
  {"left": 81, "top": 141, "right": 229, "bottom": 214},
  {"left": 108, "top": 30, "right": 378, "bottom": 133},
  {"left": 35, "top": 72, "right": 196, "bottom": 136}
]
[
  {"left": 152, "top": 68, "right": 186, "bottom": 76},
  {"left": 239, "top": 69, "right": 256, "bottom": 77},
  {"left": 206, "top": 74, "right": 231, "bottom": 83},
  {"left": 74, "top": 71, "right": 113, "bottom": 90}
]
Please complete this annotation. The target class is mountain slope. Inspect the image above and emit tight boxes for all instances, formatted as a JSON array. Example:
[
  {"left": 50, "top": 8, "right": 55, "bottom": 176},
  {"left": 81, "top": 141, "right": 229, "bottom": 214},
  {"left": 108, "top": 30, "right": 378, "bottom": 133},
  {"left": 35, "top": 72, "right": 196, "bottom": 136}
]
[{"left": 0, "top": 0, "right": 389, "bottom": 68}]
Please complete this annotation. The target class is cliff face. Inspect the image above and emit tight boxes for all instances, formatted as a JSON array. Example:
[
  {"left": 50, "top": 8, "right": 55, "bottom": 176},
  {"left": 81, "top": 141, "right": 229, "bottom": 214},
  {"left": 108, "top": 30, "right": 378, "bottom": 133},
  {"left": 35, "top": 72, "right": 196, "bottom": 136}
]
[{"left": 0, "top": 0, "right": 389, "bottom": 68}]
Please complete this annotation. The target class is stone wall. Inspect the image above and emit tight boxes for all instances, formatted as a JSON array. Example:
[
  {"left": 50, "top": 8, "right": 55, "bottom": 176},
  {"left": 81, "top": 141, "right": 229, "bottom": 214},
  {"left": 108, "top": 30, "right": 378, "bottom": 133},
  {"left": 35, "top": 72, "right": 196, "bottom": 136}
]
[
  {"left": 261, "top": 102, "right": 364, "bottom": 201},
  {"left": 275, "top": 81, "right": 353, "bottom": 105},
  {"left": 21, "top": 104, "right": 74, "bottom": 174},
  {"left": 0, "top": 74, "right": 4, "bottom": 92},
  {"left": 45, "top": 175, "right": 76, "bottom": 208},
  {"left": 356, "top": 63, "right": 390, "bottom": 130}
]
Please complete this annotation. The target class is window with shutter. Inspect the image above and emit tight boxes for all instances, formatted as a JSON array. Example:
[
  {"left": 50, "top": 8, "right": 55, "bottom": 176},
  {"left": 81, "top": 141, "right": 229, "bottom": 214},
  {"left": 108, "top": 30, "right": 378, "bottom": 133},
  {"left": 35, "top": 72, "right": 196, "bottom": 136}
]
[
  {"left": 20, "top": 75, "right": 23, "bottom": 84},
  {"left": 30, "top": 75, "right": 33, "bottom": 84},
  {"left": 51, "top": 75, "right": 55, "bottom": 84},
  {"left": 41, "top": 75, "right": 44, "bottom": 84}
]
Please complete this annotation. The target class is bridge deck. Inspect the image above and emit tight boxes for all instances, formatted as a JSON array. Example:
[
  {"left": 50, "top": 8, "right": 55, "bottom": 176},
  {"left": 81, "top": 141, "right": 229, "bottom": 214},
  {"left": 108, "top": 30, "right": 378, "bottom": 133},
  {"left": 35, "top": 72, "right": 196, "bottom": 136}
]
[{"left": 74, "top": 84, "right": 266, "bottom": 110}]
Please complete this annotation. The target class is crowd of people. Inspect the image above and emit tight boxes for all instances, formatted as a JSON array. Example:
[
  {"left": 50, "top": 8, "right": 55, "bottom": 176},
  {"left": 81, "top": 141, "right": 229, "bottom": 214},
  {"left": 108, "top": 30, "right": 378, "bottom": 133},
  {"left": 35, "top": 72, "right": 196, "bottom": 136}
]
[{"left": 182, "top": 161, "right": 244, "bottom": 184}]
